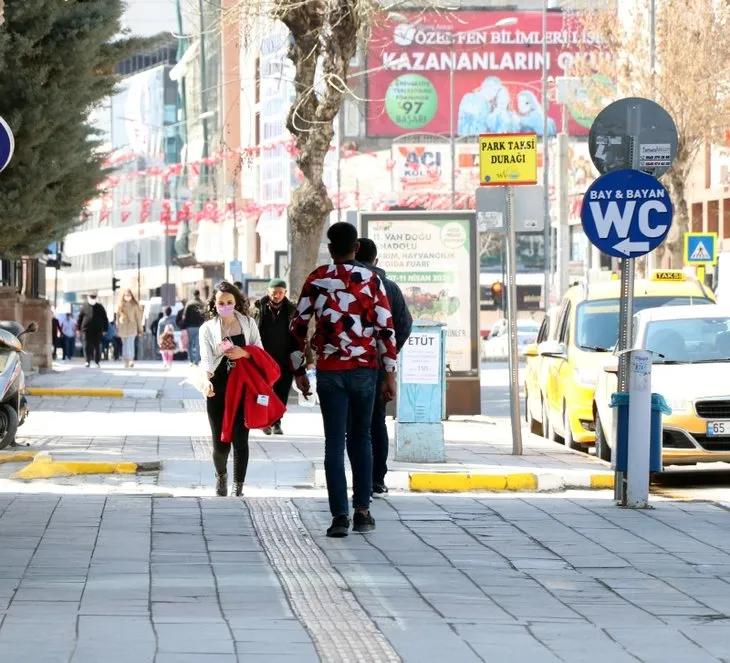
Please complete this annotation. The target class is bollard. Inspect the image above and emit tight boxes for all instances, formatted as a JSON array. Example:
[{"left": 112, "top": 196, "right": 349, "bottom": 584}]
[
  {"left": 626, "top": 349, "right": 652, "bottom": 508},
  {"left": 394, "top": 320, "right": 446, "bottom": 463}
]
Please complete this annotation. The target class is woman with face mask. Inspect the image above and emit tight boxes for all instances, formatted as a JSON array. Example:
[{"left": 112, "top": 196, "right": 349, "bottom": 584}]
[
  {"left": 116, "top": 289, "right": 143, "bottom": 368},
  {"left": 199, "top": 282, "right": 264, "bottom": 496}
]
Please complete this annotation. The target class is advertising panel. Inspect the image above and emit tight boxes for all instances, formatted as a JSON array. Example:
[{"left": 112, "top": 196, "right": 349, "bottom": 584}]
[
  {"left": 392, "top": 143, "right": 451, "bottom": 192},
  {"left": 111, "top": 66, "right": 167, "bottom": 153},
  {"left": 366, "top": 10, "right": 601, "bottom": 138},
  {"left": 362, "top": 212, "right": 478, "bottom": 375}
]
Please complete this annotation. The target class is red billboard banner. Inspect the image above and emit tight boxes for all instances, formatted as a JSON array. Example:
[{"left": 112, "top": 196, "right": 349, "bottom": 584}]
[{"left": 366, "top": 11, "right": 601, "bottom": 138}]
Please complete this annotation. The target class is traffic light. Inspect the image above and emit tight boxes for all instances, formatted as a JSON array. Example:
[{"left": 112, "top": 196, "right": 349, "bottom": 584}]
[
  {"left": 491, "top": 281, "right": 504, "bottom": 310},
  {"left": 112, "top": 277, "right": 120, "bottom": 292}
]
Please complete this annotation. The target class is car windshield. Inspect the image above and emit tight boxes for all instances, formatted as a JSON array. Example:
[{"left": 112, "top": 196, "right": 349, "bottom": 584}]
[
  {"left": 575, "top": 296, "right": 713, "bottom": 352},
  {"left": 645, "top": 317, "right": 730, "bottom": 363}
]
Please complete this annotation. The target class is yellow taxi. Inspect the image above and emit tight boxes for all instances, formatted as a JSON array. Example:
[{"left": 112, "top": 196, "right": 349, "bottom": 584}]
[
  {"left": 538, "top": 271, "right": 715, "bottom": 450},
  {"left": 594, "top": 304, "right": 730, "bottom": 466},
  {"left": 524, "top": 307, "right": 558, "bottom": 435}
]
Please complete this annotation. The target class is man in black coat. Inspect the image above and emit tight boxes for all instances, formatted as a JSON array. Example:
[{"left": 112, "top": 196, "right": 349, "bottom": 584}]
[
  {"left": 77, "top": 293, "right": 109, "bottom": 368},
  {"left": 252, "top": 279, "right": 308, "bottom": 435},
  {"left": 354, "top": 238, "right": 413, "bottom": 496}
]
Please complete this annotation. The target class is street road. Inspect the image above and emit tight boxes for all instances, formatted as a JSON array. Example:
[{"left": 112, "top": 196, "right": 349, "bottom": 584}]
[{"left": 480, "top": 361, "right": 730, "bottom": 501}]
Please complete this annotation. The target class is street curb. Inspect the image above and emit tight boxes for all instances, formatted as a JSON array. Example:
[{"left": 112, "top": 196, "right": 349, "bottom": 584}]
[
  {"left": 313, "top": 469, "right": 615, "bottom": 493},
  {"left": 11, "top": 453, "right": 162, "bottom": 480},
  {"left": 0, "top": 450, "right": 38, "bottom": 464},
  {"left": 27, "top": 387, "right": 160, "bottom": 399}
]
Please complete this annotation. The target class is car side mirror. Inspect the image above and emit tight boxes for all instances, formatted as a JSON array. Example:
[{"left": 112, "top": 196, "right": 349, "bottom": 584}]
[
  {"left": 602, "top": 357, "right": 619, "bottom": 374},
  {"left": 25, "top": 322, "right": 38, "bottom": 334},
  {"left": 524, "top": 343, "right": 539, "bottom": 358},
  {"left": 539, "top": 340, "right": 566, "bottom": 359}
]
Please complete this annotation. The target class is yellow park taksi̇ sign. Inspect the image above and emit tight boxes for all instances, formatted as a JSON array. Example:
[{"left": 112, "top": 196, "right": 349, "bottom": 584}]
[{"left": 479, "top": 133, "right": 538, "bottom": 186}]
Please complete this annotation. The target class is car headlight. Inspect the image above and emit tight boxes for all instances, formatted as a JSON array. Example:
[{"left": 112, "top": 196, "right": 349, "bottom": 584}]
[
  {"left": 665, "top": 398, "right": 688, "bottom": 413},
  {"left": 573, "top": 368, "right": 597, "bottom": 388}
]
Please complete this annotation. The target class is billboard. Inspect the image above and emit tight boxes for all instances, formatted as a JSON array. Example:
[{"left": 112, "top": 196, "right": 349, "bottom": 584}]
[
  {"left": 361, "top": 211, "right": 479, "bottom": 375},
  {"left": 111, "top": 66, "right": 167, "bottom": 153},
  {"left": 366, "top": 11, "right": 600, "bottom": 138}
]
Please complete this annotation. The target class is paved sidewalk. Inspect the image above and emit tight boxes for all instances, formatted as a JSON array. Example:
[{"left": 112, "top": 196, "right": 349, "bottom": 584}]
[
  {"left": 12, "top": 360, "right": 612, "bottom": 493},
  {"left": 0, "top": 493, "right": 728, "bottom": 662}
]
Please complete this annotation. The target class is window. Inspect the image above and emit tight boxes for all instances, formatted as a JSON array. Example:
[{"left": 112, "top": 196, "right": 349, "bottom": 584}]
[
  {"left": 536, "top": 316, "right": 549, "bottom": 344},
  {"left": 558, "top": 302, "right": 571, "bottom": 345}
]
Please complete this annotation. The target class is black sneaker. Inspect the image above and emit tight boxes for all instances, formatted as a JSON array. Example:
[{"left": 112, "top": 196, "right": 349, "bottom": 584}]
[
  {"left": 326, "top": 515, "right": 350, "bottom": 538},
  {"left": 272, "top": 423, "right": 283, "bottom": 435},
  {"left": 263, "top": 427, "right": 272, "bottom": 436},
  {"left": 372, "top": 483, "right": 389, "bottom": 498},
  {"left": 353, "top": 511, "right": 375, "bottom": 534}
]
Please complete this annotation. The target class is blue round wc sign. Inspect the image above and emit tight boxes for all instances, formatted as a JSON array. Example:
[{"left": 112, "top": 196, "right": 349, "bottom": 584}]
[
  {"left": 0, "top": 116, "right": 15, "bottom": 174},
  {"left": 581, "top": 168, "right": 673, "bottom": 259}
]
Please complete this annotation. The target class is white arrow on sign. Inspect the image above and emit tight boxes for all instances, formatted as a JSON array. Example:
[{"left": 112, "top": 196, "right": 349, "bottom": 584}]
[{"left": 613, "top": 238, "right": 650, "bottom": 256}]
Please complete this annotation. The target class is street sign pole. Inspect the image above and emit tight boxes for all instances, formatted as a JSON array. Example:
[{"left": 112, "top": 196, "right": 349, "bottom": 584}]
[
  {"left": 615, "top": 258, "right": 634, "bottom": 503},
  {"left": 505, "top": 185, "right": 522, "bottom": 456}
]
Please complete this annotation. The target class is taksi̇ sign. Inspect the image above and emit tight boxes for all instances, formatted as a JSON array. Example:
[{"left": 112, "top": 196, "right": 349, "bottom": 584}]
[
  {"left": 0, "top": 116, "right": 15, "bottom": 174},
  {"left": 479, "top": 133, "right": 537, "bottom": 186},
  {"left": 684, "top": 232, "right": 717, "bottom": 266},
  {"left": 580, "top": 169, "right": 673, "bottom": 259}
]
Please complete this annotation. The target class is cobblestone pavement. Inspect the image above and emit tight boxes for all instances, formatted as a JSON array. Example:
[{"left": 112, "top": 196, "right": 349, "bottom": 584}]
[{"left": 0, "top": 493, "right": 729, "bottom": 662}]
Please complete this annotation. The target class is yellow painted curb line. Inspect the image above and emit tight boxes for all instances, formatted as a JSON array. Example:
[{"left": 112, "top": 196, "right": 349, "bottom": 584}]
[
  {"left": 27, "top": 388, "right": 125, "bottom": 398},
  {"left": 0, "top": 450, "right": 38, "bottom": 464},
  {"left": 12, "top": 454, "right": 137, "bottom": 480},
  {"left": 590, "top": 474, "right": 615, "bottom": 489},
  {"left": 409, "top": 472, "right": 538, "bottom": 493}
]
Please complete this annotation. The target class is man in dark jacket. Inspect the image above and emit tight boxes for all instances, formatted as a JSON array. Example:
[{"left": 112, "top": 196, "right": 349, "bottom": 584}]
[
  {"left": 252, "top": 279, "right": 301, "bottom": 435},
  {"left": 353, "top": 237, "right": 413, "bottom": 496},
  {"left": 77, "top": 293, "right": 109, "bottom": 368},
  {"left": 181, "top": 290, "right": 206, "bottom": 366}
]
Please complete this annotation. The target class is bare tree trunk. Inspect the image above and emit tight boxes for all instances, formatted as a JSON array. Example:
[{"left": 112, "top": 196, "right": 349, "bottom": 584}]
[
  {"left": 665, "top": 169, "right": 690, "bottom": 269},
  {"left": 277, "top": 1, "right": 360, "bottom": 297}
]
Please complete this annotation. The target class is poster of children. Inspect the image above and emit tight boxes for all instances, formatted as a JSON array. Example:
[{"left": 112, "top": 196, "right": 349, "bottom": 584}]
[{"left": 456, "top": 77, "right": 557, "bottom": 138}]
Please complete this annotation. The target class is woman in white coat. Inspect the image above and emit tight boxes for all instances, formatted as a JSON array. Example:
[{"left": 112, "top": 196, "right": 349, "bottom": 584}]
[{"left": 199, "top": 281, "right": 263, "bottom": 497}]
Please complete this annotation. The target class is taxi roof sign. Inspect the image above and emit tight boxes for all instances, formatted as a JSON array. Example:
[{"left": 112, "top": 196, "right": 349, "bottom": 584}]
[
  {"left": 652, "top": 270, "right": 685, "bottom": 282},
  {"left": 479, "top": 133, "right": 537, "bottom": 187}
]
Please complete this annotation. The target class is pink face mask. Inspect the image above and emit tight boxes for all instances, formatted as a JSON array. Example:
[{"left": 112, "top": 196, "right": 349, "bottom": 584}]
[{"left": 216, "top": 304, "right": 235, "bottom": 317}]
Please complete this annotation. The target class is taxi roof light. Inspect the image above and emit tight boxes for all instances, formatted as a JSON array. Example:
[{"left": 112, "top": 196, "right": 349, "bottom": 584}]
[{"left": 651, "top": 269, "right": 686, "bottom": 282}]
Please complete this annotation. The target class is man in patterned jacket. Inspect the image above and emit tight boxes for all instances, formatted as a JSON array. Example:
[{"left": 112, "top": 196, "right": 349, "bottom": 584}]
[{"left": 290, "top": 222, "right": 397, "bottom": 538}]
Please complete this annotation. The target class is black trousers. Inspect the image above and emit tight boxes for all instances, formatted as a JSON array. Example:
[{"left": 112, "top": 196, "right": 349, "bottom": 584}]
[
  {"left": 83, "top": 333, "right": 101, "bottom": 364},
  {"left": 346, "top": 370, "right": 388, "bottom": 485},
  {"left": 206, "top": 368, "right": 250, "bottom": 483},
  {"left": 272, "top": 368, "right": 293, "bottom": 425}
]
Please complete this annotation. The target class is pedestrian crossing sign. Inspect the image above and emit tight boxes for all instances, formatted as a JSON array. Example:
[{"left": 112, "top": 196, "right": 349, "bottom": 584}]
[{"left": 684, "top": 232, "right": 717, "bottom": 265}]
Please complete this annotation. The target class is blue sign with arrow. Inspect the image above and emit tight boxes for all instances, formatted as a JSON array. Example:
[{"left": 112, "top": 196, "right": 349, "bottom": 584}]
[
  {"left": 581, "top": 168, "right": 673, "bottom": 259},
  {"left": 0, "top": 116, "right": 14, "bottom": 174}
]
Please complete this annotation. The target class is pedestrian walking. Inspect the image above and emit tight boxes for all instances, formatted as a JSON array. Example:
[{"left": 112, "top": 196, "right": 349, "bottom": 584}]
[
  {"left": 290, "top": 222, "right": 397, "bottom": 538},
  {"left": 158, "top": 324, "right": 177, "bottom": 369},
  {"left": 199, "top": 281, "right": 266, "bottom": 497},
  {"left": 77, "top": 294, "right": 109, "bottom": 368},
  {"left": 182, "top": 290, "right": 206, "bottom": 366},
  {"left": 102, "top": 318, "right": 116, "bottom": 361},
  {"left": 157, "top": 306, "right": 177, "bottom": 342},
  {"left": 51, "top": 314, "right": 61, "bottom": 360},
  {"left": 60, "top": 313, "right": 77, "bottom": 361},
  {"left": 117, "top": 289, "right": 143, "bottom": 368},
  {"left": 252, "top": 278, "right": 310, "bottom": 436},
  {"left": 353, "top": 238, "right": 413, "bottom": 497}
]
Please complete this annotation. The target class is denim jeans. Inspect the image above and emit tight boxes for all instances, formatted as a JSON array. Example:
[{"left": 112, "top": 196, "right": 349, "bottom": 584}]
[
  {"left": 187, "top": 327, "right": 201, "bottom": 364},
  {"left": 317, "top": 368, "right": 377, "bottom": 517},
  {"left": 121, "top": 336, "right": 136, "bottom": 361}
]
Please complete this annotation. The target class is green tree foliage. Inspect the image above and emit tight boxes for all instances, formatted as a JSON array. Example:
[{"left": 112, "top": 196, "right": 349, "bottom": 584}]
[{"left": 0, "top": 0, "right": 149, "bottom": 256}]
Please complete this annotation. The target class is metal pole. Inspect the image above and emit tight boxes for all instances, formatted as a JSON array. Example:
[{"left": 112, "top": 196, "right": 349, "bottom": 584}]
[
  {"left": 336, "top": 110, "right": 343, "bottom": 222},
  {"left": 615, "top": 257, "right": 635, "bottom": 504},
  {"left": 541, "top": 0, "right": 551, "bottom": 310},
  {"left": 556, "top": 132, "right": 569, "bottom": 298},
  {"left": 198, "top": 0, "right": 210, "bottom": 191},
  {"left": 645, "top": 0, "right": 657, "bottom": 275},
  {"left": 505, "top": 185, "right": 523, "bottom": 455},
  {"left": 449, "top": 37, "right": 456, "bottom": 208}
]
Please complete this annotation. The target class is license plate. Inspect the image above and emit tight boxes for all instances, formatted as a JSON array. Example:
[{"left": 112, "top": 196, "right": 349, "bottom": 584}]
[{"left": 707, "top": 421, "right": 730, "bottom": 436}]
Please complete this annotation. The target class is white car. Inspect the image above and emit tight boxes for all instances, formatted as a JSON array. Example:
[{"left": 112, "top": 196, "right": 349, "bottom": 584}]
[
  {"left": 482, "top": 319, "right": 540, "bottom": 359},
  {"left": 593, "top": 304, "right": 730, "bottom": 466}
]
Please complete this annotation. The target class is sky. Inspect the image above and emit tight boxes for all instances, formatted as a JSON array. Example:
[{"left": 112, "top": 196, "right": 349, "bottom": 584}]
[{"left": 121, "top": 0, "right": 178, "bottom": 37}]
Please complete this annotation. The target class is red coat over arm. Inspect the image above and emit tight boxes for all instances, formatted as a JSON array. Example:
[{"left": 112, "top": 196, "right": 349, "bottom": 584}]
[{"left": 221, "top": 346, "right": 287, "bottom": 441}]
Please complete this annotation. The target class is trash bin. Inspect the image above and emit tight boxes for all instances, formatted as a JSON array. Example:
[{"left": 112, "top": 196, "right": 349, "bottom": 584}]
[{"left": 609, "top": 392, "right": 672, "bottom": 473}]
